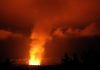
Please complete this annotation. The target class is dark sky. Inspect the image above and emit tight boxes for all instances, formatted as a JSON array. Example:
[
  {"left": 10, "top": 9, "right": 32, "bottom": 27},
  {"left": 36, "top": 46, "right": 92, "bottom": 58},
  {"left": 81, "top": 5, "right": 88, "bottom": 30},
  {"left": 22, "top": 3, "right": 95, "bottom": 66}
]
[{"left": 0, "top": 0, "right": 100, "bottom": 59}]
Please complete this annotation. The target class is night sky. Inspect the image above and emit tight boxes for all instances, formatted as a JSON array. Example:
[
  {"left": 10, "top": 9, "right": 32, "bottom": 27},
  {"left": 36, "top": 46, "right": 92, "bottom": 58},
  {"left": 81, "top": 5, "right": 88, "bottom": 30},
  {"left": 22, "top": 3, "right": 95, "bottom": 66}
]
[{"left": 0, "top": 0, "right": 100, "bottom": 61}]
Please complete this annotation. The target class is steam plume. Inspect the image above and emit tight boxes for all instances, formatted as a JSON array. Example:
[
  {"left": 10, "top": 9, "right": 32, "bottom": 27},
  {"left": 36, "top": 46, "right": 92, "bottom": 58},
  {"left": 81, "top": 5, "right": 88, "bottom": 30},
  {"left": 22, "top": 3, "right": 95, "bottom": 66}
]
[{"left": 29, "top": 23, "right": 52, "bottom": 65}]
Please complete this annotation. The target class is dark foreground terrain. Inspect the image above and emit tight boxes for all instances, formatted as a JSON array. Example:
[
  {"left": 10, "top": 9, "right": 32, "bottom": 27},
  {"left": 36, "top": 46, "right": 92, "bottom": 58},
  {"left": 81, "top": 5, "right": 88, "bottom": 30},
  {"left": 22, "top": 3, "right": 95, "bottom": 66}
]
[
  {"left": 0, "top": 49, "right": 100, "bottom": 70},
  {"left": 0, "top": 64, "right": 99, "bottom": 70}
]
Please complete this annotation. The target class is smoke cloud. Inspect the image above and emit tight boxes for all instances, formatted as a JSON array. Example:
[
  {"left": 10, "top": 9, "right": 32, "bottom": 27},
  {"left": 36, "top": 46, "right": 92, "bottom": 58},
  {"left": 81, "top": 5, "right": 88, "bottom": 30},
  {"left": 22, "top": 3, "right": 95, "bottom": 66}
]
[
  {"left": 53, "top": 23, "right": 100, "bottom": 38},
  {"left": 80, "top": 23, "right": 100, "bottom": 37},
  {"left": 0, "top": 0, "right": 100, "bottom": 62},
  {"left": 52, "top": 28, "right": 65, "bottom": 38},
  {"left": 29, "top": 23, "right": 52, "bottom": 65},
  {"left": 0, "top": 30, "right": 22, "bottom": 40}
]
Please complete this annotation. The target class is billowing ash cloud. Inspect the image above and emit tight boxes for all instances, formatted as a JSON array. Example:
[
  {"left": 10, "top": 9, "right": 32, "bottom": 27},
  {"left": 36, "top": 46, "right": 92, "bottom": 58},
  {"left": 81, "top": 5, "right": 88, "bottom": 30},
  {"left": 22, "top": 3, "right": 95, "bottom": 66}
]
[
  {"left": 53, "top": 23, "right": 100, "bottom": 38},
  {"left": 52, "top": 28, "right": 65, "bottom": 38},
  {"left": 0, "top": 0, "right": 100, "bottom": 60},
  {"left": 0, "top": 30, "right": 22, "bottom": 40},
  {"left": 80, "top": 23, "right": 100, "bottom": 37}
]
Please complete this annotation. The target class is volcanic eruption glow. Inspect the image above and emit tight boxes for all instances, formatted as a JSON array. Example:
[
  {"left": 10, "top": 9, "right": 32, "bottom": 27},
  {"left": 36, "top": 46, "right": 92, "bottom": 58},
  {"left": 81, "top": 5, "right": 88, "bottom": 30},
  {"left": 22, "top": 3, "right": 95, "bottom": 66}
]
[
  {"left": 29, "top": 44, "right": 44, "bottom": 65},
  {"left": 29, "top": 26, "right": 52, "bottom": 65}
]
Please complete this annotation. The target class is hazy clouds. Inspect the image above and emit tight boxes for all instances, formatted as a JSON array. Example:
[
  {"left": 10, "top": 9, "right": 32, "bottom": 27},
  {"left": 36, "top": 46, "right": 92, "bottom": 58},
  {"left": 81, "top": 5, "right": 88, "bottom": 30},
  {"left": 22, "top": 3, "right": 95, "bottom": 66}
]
[
  {"left": 0, "top": 0, "right": 100, "bottom": 59},
  {"left": 53, "top": 23, "right": 100, "bottom": 38},
  {"left": 0, "top": 30, "right": 22, "bottom": 40}
]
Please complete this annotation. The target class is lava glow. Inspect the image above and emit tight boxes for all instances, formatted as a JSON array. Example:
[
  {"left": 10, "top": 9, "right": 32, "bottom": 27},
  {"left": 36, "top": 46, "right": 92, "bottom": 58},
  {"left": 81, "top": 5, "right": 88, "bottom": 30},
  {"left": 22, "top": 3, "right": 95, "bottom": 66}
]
[
  {"left": 29, "top": 26, "right": 52, "bottom": 65},
  {"left": 29, "top": 53, "right": 40, "bottom": 65},
  {"left": 29, "top": 44, "right": 44, "bottom": 65},
  {"left": 29, "top": 61, "right": 40, "bottom": 65}
]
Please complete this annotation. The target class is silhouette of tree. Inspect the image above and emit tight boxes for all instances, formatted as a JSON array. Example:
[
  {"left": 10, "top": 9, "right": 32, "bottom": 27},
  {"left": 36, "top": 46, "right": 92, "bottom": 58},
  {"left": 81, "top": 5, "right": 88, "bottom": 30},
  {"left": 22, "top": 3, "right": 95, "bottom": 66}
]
[
  {"left": 0, "top": 57, "right": 15, "bottom": 70},
  {"left": 61, "top": 53, "right": 69, "bottom": 65},
  {"left": 73, "top": 53, "right": 79, "bottom": 64}
]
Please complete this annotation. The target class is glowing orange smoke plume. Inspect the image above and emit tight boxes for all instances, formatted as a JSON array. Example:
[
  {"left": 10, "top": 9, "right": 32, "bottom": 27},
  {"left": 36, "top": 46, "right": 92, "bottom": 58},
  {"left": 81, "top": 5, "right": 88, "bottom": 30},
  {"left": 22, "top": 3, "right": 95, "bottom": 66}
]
[
  {"left": 29, "top": 44, "right": 44, "bottom": 65},
  {"left": 29, "top": 27, "right": 52, "bottom": 65},
  {"left": 29, "top": 38, "right": 45, "bottom": 65}
]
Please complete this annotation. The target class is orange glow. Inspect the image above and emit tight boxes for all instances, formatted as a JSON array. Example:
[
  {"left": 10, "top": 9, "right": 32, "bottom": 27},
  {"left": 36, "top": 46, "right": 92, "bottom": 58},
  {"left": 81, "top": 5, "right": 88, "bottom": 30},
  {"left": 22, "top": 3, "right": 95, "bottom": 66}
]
[
  {"left": 29, "top": 25, "right": 52, "bottom": 65},
  {"left": 29, "top": 43, "right": 44, "bottom": 65}
]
